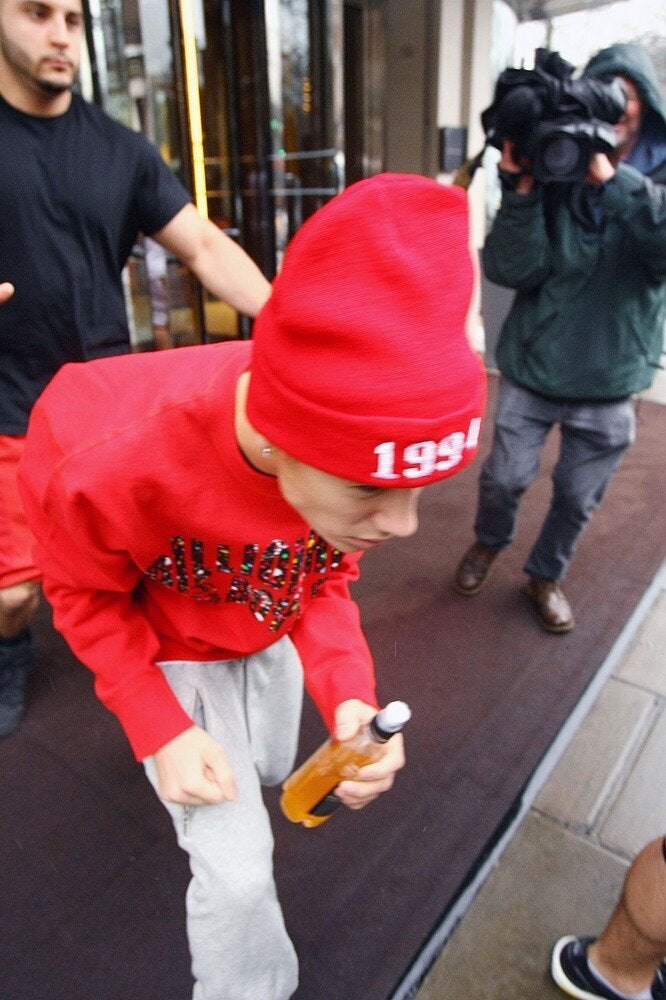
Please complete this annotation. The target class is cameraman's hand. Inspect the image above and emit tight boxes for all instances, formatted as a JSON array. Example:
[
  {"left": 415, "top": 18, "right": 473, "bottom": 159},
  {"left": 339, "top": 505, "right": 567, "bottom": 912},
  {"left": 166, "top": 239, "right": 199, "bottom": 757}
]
[
  {"left": 499, "top": 140, "right": 534, "bottom": 194},
  {"left": 586, "top": 152, "right": 615, "bottom": 186}
]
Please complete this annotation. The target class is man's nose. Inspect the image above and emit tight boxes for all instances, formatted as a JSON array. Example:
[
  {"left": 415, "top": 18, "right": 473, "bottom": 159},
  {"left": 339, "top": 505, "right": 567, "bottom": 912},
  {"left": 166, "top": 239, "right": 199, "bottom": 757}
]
[{"left": 49, "top": 14, "right": 71, "bottom": 46}]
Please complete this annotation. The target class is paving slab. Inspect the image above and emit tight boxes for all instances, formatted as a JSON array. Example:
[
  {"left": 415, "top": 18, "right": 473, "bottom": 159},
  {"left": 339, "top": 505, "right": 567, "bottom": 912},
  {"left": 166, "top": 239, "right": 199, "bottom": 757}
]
[
  {"left": 616, "top": 591, "right": 666, "bottom": 695},
  {"left": 417, "top": 813, "right": 628, "bottom": 1000},
  {"left": 598, "top": 702, "right": 666, "bottom": 856},
  {"left": 534, "top": 678, "right": 656, "bottom": 832}
]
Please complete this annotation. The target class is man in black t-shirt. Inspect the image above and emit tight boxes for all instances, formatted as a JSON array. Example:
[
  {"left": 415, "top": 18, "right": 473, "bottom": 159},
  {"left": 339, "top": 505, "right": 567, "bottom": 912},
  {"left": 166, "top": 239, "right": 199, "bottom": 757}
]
[{"left": 0, "top": 0, "right": 272, "bottom": 738}]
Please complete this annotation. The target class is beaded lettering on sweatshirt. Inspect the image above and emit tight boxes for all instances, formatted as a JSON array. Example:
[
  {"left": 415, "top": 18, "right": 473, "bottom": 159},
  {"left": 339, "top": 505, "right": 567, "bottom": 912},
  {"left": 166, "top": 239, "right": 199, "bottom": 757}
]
[{"left": 144, "top": 530, "right": 342, "bottom": 632}]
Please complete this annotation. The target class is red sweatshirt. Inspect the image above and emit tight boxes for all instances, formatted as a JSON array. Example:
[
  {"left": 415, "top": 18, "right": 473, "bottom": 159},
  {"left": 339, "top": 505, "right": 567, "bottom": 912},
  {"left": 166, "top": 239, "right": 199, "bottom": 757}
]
[{"left": 18, "top": 342, "right": 377, "bottom": 760}]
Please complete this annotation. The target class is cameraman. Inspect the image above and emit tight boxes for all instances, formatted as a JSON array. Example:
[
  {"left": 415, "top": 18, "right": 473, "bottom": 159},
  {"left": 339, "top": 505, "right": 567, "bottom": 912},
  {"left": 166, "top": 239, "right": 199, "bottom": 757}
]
[{"left": 454, "top": 42, "right": 666, "bottom": 633}]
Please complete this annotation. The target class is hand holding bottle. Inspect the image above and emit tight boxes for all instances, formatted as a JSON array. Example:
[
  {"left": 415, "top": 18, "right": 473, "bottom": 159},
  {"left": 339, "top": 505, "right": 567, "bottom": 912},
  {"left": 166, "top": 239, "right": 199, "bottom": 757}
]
[
  {"left": 280, "top": 699, "right": 410, "bottom": 827},
  {"left": 331, "top": 699, "right": 406, "bottom": 810}
]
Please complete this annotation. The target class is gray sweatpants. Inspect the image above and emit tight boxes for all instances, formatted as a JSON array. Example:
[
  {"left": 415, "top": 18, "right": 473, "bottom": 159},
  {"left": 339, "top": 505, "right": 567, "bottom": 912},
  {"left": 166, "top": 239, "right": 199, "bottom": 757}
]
[{"left": 143, "top": 637, "right": 304, "bottom": 1000}]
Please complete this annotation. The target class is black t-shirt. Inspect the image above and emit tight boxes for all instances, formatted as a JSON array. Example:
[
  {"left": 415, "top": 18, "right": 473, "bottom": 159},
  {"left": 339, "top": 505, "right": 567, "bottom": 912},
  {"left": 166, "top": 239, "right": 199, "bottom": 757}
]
[{"left": 0, "top": 93, "right": 191, "bottom": 433}]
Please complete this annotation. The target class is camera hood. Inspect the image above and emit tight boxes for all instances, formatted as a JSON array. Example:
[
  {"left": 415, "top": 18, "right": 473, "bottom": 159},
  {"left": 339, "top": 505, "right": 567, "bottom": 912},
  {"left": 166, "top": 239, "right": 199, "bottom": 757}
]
[{"left": 532, "top": 119, "right": 618, "bottom": 182}]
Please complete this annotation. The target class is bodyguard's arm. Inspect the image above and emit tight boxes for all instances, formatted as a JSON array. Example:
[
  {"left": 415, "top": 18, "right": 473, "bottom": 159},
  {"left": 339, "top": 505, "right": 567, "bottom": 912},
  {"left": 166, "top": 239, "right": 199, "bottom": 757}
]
[{"left": 152, "top": 203, "right": 272, "bottom": 318}]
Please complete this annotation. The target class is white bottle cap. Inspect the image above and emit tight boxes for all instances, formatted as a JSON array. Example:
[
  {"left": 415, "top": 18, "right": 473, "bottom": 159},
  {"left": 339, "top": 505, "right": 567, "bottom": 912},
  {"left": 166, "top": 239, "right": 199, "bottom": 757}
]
[{"left": 374, "top": 700, "right": 412, "bottom": 735}]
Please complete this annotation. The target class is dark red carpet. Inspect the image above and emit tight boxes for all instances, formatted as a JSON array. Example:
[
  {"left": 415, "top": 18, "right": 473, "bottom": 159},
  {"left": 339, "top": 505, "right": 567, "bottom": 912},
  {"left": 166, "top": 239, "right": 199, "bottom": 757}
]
[{"left": 2, "top": 377, "right": 664, "bottom": 1000}]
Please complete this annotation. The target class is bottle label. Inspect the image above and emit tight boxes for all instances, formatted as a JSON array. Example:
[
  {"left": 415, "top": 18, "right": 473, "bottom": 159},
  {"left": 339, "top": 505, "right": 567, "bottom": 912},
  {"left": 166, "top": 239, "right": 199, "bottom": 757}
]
[{"left": 308, "top": 791, "right": 343, "bottom": 817}]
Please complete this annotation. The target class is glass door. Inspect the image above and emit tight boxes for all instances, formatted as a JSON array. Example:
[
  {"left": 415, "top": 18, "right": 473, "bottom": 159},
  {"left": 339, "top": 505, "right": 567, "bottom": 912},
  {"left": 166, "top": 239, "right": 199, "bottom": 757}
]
[
  {"left": 82, "top": 0, "right": 345, "bottom": 344},
  {"left": 83, "top": 0, "right": 243, "bottom": 347},
  {"left": 215, "top": 0, "right": 344, "bottom": 273},
  {"left": 177, "top": 0, "right": 251, "bottom": 340},
  {"left": 264, "top": 0, "right": 344, "bottom": 267}
]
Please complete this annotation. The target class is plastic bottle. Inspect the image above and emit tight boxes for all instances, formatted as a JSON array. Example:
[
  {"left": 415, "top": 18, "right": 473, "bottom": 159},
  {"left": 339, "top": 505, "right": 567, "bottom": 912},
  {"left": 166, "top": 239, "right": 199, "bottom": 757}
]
[{"left": 280, "top": 701, "right": 412, "bottom": 828}]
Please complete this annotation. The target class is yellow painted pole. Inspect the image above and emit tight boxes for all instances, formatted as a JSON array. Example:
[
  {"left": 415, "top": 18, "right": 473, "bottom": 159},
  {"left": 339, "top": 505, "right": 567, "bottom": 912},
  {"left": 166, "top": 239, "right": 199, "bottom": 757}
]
[{"left": 179, "top": 0, "right": 208, "bottom": 218}]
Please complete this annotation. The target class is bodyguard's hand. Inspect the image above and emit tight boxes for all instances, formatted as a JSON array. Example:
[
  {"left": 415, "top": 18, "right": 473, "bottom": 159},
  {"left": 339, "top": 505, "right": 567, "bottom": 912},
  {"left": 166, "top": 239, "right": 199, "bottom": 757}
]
[
  {"left": 0, "top": 282, "right": 14, "bottom": 303},
  {"left": 333, "top": 699, "right": 406, "bottom": 811},
  {"left": 153, "top": 725, "right": 237, "bottom": 805}
]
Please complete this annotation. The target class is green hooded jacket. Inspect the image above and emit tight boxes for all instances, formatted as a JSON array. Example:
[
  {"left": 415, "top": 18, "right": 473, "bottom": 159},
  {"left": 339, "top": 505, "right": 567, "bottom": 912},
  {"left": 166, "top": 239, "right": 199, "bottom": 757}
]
[{"left": 483, "top": 43, "right": 666, "bottom": 400}]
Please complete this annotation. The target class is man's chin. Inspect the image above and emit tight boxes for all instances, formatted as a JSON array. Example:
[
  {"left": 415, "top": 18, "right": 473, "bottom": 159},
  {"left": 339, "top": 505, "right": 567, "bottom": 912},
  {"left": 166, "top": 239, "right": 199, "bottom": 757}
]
[{"left": 38, "top": 76, "right": 75, "bottom": 95}]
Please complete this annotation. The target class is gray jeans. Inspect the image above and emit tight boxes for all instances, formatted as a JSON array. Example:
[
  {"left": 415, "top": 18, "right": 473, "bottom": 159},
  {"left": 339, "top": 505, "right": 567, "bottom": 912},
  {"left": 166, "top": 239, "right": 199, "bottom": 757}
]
[
  {"left": 474, "top": 379, "right": 636, "bottom": 581},
  {"left": 144, "top": 636, "right": 304, "bottom": 1000}
]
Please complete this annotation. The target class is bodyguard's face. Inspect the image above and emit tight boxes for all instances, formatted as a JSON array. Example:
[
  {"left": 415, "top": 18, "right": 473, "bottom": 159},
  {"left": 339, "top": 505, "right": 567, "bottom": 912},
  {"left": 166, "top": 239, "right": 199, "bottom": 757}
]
[
  {"left": 0, "top": 0, "right": 83, "bottom": 96},
  {"left": 273, "top": 451, "right": 423, "bottom": 554}
]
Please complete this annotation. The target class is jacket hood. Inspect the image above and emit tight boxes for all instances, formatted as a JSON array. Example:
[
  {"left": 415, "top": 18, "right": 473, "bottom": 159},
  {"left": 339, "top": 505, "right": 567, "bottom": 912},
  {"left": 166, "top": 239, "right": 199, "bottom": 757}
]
[{"left": 584, "top": 43, "right": 666, "bottom": 133}]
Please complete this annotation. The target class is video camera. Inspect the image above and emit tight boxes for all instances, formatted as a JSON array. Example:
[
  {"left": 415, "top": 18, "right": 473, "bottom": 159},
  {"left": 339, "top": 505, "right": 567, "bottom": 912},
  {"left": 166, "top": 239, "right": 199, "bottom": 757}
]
[{"left": 481, "top": 49, "right": 627, "bottom": 183}]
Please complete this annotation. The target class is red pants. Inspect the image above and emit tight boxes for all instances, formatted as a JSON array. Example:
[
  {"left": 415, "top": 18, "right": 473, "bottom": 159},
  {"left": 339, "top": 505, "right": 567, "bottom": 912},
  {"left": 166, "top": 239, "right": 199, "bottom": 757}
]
[{"left": 0, "top": 435, "right": 40, "bottom": 589}]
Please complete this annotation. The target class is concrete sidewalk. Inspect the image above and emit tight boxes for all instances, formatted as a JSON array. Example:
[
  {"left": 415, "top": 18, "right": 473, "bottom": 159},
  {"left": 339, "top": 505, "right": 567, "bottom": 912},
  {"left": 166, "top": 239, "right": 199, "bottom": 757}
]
[
  {"left": 413, "top": 369, "right": 666, "bottom": 1000},
  {"left": 415, "top": 563, "right": 666, "bottom": 998}
]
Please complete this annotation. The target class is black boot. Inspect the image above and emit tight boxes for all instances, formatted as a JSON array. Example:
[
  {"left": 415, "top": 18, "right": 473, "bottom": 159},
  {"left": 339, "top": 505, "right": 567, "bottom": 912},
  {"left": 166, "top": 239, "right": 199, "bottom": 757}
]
[{"left": 0, "top": 629, "right": 35, "bottom": 738}]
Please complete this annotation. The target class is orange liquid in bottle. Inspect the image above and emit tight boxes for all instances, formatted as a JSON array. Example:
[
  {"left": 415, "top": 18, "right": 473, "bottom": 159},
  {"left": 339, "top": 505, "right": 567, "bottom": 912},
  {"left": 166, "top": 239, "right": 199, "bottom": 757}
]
[
  {"left": 280, "top": 701, "right": 411, "bottom": 828},
  {"left": 280, "top": 741, "right": 379, "bottom": 828}
]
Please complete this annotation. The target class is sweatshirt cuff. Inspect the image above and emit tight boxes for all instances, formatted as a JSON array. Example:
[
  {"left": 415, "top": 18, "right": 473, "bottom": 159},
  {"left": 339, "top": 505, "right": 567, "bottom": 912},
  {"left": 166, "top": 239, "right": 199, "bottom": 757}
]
[{"left": 107, "top": 669, "right": 196, "bottom": 761}]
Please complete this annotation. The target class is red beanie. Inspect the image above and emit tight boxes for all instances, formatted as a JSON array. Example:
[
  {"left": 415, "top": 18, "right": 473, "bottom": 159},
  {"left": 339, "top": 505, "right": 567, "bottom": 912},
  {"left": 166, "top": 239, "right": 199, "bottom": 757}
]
[{"left": 247, "top": 173, "right": 486, "bottom": 488}]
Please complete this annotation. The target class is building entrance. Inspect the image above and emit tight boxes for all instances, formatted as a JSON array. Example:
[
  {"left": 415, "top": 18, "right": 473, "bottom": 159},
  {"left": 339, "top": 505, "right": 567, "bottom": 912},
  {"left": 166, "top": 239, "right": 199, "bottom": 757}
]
[{"left": 83, "top": 0, "right": 345, "bottom": 348}]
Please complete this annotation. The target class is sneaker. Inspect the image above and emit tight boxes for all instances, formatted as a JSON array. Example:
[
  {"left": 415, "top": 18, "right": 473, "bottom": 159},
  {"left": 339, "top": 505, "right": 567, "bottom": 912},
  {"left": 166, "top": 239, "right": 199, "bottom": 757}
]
[
  {"left": 0, "top": 629, "right": 35, "bottom": 738},
  {"left": 551, "top": 935, "right": 666, "bottom": 1000}
]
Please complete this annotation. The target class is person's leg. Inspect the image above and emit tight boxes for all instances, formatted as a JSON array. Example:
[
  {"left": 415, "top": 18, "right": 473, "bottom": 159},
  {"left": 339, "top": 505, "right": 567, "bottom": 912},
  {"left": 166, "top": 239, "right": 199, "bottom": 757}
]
[
  {"left": 474, "top": 380, "right": 555, "bottom": 549},
  {"left": 524, "top": 398, "right": 635, "bottom": 581},
  {"left": 455, "top": 381, "right": 555, "bottom": 594},
  {"left": 144, "top": 237, "right": 174, "bottom": 350},
  {"left": 552, "top": 837, "right": 666, "bottom": 999},
  {"left": 0, "top": 581, "right": 40, "bottom": 638},
  {"left": 0, "top": 590, "right": 39, "bottom": 737},
  {"left": 0, "top": 435, "right": 41, "bottom": 737},
  {"left": 590, "top": 837, "right": 666, "bottom": 995},
  {"left": 144, "top": 637, "right": 303, "bottom": 1000}
]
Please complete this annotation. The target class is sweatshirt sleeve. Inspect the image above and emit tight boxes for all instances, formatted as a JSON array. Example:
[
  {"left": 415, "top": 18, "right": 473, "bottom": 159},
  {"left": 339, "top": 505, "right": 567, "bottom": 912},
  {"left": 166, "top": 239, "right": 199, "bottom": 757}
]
[
  {"left": 288, "top": 555, "right": 378, "bottom": 733},
  {"left": 482, "top": 188, "right": 553, "bottom": 290},
  {"left": 18, "top": 444, "right": 195, "bottom": 762}
]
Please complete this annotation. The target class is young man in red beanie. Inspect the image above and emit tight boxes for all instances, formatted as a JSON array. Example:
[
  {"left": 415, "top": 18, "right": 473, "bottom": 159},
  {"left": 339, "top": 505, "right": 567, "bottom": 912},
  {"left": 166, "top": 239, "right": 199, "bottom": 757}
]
[{"left": 18, "top": 173, "right": 486, "bottom": 1000}]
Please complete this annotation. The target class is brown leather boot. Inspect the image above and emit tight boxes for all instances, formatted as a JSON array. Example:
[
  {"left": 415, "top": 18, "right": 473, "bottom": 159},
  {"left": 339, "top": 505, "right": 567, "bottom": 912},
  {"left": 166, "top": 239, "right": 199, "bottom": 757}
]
[
  {"left": 454, "top": 541, "right": 499, "bottom": 595},
  {"left": 525, "top": 577, "right": 574, "bottom": 633}
]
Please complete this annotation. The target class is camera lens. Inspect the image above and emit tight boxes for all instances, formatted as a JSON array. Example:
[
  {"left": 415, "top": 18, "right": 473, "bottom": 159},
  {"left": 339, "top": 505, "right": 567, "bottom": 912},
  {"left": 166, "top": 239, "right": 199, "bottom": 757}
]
[{"left": 541, "top": 133, "right": 582, "bottom": 177}]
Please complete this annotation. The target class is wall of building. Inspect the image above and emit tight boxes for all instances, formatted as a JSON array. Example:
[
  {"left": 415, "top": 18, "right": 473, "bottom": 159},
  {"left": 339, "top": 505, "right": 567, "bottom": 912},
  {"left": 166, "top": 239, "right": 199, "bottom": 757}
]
[
  {"left": 436, "top": 0, "right": 497, "bottom": 248},
  {"left": 382, "top": 0, "right": 441, "bottom": 177}
]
